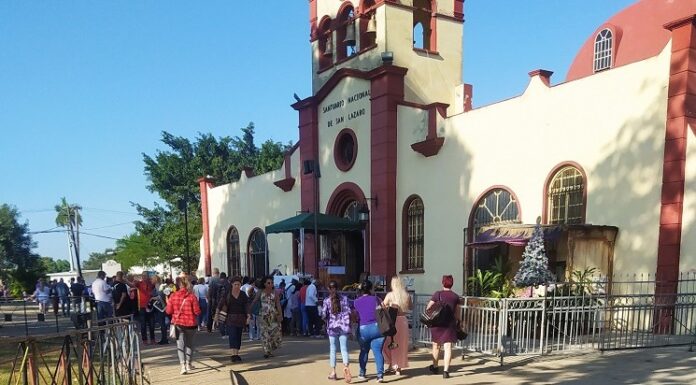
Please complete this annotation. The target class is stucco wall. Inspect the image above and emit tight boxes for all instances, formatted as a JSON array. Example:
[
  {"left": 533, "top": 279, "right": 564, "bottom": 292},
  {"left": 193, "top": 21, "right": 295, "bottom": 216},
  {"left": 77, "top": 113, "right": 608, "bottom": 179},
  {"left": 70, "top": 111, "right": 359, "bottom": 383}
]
[
  {"left": 396, "top": 45, "right": 672, "bottom": 294},
  {"left": 313, "top": 1, "right": 464, "bottom": 111},
  {"left": 318, "top": 77, "right": 372, "bottom": 211},
  {"left": 681, "top": 129, "right": 696, "bottom": 273},
  {"left": 384, "top": 5, "right": 462, "bottom": 110},
  {"left": 206, "top": 150, "right": 301, "bottom": 277}
]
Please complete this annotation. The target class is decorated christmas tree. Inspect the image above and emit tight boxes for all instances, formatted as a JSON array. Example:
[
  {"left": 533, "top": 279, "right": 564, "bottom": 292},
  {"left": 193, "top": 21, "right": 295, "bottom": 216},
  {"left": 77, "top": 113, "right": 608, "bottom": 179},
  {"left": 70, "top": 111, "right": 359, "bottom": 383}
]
[{"left": 513, "top": 218, "right": 555, "bottom": 287}]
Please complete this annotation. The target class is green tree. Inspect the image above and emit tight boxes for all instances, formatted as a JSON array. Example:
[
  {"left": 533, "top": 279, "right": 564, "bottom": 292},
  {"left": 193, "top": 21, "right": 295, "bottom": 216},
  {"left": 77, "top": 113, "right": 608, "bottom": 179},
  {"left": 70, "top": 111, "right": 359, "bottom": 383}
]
[
  {"left": 255, "top": 139, "right": 290, "bottom": 174},
  {"left": 39, "top": 257, "right": 71, "bottom": 274},
  {"left": 0, "top": 204, "right": 45, "bottom": 293},
  {"left": 54, "top": 197, "right": 82, "bottom": 275},
  {"left": 114, "top": 233, "right": 159, "bottom": 271},
  {"left": 82, "top": 249, "right": 115, "bottom": 270}
]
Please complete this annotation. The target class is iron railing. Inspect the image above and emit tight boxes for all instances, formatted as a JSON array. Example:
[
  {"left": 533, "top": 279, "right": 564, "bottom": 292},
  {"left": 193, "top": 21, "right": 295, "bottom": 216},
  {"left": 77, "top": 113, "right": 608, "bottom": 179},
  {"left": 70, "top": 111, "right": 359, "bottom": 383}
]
[
  {"left": 413, "top": 273, "right": 696, "bottom": 365},
  {"left": 0, "top": 316, "right": 144, "bottom": 385}
]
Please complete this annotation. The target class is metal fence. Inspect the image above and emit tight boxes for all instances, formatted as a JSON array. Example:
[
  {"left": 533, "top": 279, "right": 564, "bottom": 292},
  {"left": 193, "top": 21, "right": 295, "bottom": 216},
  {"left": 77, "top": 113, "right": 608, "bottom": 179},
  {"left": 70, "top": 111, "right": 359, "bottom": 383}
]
[
  {"left": 412, "top": 273, "right": 696, "bottom": 365},
  {"left": 1, "top": 297, "right": 95, "bottom": 338},
  {"left": 0, "top": 316, "right": 144, "bottom": 385}
]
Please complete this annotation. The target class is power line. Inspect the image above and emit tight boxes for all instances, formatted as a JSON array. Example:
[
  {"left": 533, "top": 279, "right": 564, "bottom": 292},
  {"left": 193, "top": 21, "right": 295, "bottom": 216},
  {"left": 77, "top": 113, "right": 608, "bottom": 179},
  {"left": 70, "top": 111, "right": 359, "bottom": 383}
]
[
  {"left": 82, "top": 207, "right": 140, "bottom": 216},
  {"left": 83, "top": 221, "right": 136, "bottom": 231}
]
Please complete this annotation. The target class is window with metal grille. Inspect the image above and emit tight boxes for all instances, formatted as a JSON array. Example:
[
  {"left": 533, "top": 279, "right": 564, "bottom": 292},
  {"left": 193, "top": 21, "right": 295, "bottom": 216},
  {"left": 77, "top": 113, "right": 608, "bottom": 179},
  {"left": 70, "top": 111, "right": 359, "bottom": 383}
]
[
  {"left": 248, "top": 229, "right": 267, "bottom": 277},
  {"left": 472, "top": 188, "right": 520, "bottom": 233},
  {"left": 593, "top": 29, "right": 613, "bottom": 73},
  {"left": 405, "top": 197, "right": 424, "bottom": 270},
  {"left": 548, "top": 167, "right": 585, "bottom": 224},
  {"left": 227, "top": 226, "right": 241, "bottom": 278}
]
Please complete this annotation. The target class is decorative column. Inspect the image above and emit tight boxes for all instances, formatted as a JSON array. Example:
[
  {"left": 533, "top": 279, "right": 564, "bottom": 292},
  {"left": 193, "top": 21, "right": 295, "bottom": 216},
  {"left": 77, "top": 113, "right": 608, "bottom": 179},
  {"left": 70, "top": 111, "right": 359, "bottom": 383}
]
[
  {"left": 655, "top": 16, "right": 696, "bottom": 332},
  {"left": 293, "top": 98, "right": 320, "bottom": 276},
  {"left": 369, "top": 65, "right": 407, "bottom": 279},
  {"left": 198, "top": 176, "right": 215, "bottom": 276}
]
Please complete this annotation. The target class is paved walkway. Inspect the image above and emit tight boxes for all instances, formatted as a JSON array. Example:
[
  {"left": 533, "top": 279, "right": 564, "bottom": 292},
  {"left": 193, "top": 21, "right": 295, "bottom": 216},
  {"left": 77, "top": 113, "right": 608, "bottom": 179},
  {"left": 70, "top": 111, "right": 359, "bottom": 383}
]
[{"left": 141, "top": 332, "right": 696, "bottom": 385}]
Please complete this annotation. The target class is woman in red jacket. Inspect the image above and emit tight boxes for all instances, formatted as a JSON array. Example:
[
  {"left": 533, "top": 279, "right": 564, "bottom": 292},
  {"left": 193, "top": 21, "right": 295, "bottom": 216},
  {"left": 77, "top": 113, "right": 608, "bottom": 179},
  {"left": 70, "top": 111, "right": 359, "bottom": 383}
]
[{"left": 166, "top": 276, "right": 201, "bottom": 375}]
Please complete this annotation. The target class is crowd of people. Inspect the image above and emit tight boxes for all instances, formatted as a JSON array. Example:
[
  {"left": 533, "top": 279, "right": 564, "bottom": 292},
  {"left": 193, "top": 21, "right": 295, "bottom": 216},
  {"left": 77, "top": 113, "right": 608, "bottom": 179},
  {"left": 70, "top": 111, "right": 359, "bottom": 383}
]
[{"left": 22, "top": 270, "right": 463, "bottom": 381}]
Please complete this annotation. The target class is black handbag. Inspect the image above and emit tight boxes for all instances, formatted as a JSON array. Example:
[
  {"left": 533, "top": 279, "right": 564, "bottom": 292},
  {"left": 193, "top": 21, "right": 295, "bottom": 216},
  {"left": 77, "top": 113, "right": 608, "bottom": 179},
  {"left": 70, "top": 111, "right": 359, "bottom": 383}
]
[
  {"left": 419, "top": 291, "right": 452, "bottom": 327},
  {"left": 456, "top": 321, "right": 468, "bottom": 340}
]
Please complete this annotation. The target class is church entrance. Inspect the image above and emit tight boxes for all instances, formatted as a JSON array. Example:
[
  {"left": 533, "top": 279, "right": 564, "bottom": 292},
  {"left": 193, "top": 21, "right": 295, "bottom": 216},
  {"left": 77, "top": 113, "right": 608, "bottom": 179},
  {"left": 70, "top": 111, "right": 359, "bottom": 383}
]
[{"left": 321, "top": 200, "right": 365, "bottom": 289}]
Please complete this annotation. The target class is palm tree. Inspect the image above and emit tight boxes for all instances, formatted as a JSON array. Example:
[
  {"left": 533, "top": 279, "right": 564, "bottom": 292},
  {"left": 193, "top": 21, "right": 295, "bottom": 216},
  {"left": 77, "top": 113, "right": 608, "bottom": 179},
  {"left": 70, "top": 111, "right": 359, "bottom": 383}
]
[{"left": 55, "top": 197, "right": 83, "bottom": 277}]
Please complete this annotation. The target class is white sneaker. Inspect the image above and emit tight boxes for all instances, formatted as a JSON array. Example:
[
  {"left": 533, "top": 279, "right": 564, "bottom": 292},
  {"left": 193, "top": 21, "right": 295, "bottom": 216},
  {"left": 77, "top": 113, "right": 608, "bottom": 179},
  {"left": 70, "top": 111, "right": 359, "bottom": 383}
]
[
  {"left": 357, "top": 375, "right": 367, "bottom": 381},
  {"left": 180, "top": 365, "right": 187, "bottom": 375},
  {"left": 186, "top": 363, "right": 195, "bottom": 371}
]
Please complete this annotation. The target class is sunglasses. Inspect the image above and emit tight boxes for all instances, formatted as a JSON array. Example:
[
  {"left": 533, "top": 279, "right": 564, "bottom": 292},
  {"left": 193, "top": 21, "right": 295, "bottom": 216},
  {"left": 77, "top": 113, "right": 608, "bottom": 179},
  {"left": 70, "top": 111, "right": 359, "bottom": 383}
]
[
  {"left": 329, "top": 285, "right": 337, "bottom": 289},
  {"left": 265, "top": 281, "right": 273, "bottom": 285}
]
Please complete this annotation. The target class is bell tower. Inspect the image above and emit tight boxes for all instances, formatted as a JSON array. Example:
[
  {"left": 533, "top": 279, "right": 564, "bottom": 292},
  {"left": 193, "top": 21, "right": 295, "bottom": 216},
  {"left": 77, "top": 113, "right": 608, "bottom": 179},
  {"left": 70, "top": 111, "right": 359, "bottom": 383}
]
[{"left": 308, "top": 0, "right": 465, "bottom": 110}]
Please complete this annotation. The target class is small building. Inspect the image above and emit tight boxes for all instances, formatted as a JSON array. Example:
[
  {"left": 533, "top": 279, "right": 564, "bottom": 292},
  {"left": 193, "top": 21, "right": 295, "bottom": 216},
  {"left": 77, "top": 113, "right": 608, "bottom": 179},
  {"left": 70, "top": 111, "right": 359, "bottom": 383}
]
[{"left": 198, "top": 0, "right": 696, "bottom": 296}]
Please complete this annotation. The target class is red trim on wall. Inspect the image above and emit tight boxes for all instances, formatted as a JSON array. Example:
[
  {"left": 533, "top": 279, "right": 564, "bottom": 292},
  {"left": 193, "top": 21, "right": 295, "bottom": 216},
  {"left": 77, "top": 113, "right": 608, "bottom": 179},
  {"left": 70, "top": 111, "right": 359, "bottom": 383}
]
[
  {"left": 273, "top": 144, "right": 299, "bottom": 192},
  {"left": 528, "top": 69, "right": 554, "bottom": 87},
  {"left": 309, "top": 0, "right": 318, "bottom": 41},
  {"left": 654, "top": 16, "right": 696, "bottom": 333},
  {"left": 369, "top": 65, "right": 406, "bottom": 279},
  {"left": 541, "top": 161, "right": 588, "bottom": 225},
  {"left": 398, "top": 101, "right": 448, "bottom": 157},
  {"left": 197, "top": 176, "right": 215, "bottom": 276},
  {"left": 453, "top": 0, "right": 465, "bottom": 21},
  {"left": 293, "top": 100, "right": 320, "bottom": 276},
  {"left": 326, "top": 182, "right": 367, "bottom": 215},
  {"left": 333, "top": 128, "right": 358, "bottom": 171}
]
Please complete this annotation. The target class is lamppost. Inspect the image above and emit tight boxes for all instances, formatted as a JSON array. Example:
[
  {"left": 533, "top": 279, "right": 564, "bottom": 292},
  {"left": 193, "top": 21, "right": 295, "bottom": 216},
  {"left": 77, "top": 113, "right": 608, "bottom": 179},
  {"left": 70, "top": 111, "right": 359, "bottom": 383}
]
[
  {"left": 178, "top": 196, "right": 191, "bottom": 274},
  {"left": 358, "top": 197, "right": 377, "bottom": 275}
]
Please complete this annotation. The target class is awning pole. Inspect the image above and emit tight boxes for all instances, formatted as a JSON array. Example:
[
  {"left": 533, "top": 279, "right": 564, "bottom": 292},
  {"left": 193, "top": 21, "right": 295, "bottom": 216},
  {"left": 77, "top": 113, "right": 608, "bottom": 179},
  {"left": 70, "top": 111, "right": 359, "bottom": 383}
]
[{"left": 300, "top": 227, "right": 305, "bottom": 275}]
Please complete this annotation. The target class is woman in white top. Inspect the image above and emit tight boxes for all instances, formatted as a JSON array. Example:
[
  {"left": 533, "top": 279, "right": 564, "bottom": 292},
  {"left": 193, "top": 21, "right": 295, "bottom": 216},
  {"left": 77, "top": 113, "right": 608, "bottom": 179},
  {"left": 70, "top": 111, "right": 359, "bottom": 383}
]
[
  {"left": 31, "top": 279, "right": 51, "bottom": 314},
  {"left": 382, "top": 276, "right": 412, "bottom": 376},
  {"left": 193, "top": 277, "right": 209, "bottom": 331}
]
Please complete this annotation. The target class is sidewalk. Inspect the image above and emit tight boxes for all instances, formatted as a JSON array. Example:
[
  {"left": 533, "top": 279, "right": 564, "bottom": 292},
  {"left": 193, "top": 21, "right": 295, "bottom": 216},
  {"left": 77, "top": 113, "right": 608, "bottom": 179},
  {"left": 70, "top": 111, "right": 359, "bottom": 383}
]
[{"left": 141, "top": 332, "right": 696, "bottom": 385}]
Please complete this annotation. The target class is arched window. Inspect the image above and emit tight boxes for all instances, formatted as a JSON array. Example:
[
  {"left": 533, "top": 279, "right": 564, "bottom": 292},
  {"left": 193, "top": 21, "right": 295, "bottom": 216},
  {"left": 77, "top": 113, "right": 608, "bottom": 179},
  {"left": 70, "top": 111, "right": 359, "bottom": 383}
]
[
  {"left": 247, "top": 228, "right": 267, "bottom": 277},
  {"left": 336, "top": 4, "right": 356, "bottom": 61},
  {"left": 402, "top": 196, "right": 424, "bottom": 271},
  {"left": 226, "top": 226, "right": 241, "bottom": 278},
  {"left": 547, "top": 166, "right": 585, "bottom": 224},
  {"left": 472, "top": 188, "right": 521, "bottom": 233},
  {"left": 343, "top": 200, "right": 360, "bottom": 222},
  {"left": 318, "top": 17, "right": 333, "bottom": 70},
  {"left": 413, "top": 0, "right": 435, "bottom": 51},
  {"left": 359, "top": 0, "right": 377, "bottom": 50},
  {"left": 593, "top": 29, "right": 613, "bottom": 73}
]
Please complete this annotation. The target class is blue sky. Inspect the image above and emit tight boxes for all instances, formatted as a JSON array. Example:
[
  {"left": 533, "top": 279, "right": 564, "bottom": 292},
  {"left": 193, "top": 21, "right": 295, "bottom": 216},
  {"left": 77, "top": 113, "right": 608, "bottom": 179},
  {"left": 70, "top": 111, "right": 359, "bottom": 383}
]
[{"left": 0, "top": 1, "right": 635, "bottom": 262}]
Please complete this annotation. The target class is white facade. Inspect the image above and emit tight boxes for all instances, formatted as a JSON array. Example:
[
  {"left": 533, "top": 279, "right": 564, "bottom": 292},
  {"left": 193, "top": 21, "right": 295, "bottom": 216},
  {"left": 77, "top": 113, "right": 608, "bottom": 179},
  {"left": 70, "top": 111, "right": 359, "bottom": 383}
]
[{"left": 201, "top": 0, "right": 696, "bottom": 295}]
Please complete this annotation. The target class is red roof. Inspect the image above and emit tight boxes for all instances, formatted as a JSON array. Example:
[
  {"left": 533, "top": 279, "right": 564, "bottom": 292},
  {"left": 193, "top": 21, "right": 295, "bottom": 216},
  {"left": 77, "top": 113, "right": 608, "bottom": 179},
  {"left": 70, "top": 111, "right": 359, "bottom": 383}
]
[{"left": 566, "top": 0, "right": 696, "bottom": 82}]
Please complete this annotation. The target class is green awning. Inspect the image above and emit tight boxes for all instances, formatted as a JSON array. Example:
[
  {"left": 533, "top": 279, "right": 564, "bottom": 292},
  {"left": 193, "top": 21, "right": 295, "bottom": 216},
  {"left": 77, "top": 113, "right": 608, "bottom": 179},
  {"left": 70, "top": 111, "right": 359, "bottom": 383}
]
[{"left": 265, "top": 212, "right": 363, "bottom": 234}]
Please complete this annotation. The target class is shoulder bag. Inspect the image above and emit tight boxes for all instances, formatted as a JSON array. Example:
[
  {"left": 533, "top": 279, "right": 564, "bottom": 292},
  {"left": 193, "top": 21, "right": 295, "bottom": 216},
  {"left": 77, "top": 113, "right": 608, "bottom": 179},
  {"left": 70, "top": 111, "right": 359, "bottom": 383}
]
[
  {"left": 170, "top": 296, "right": 188, "bottom": 339},
  {"left": 419, "top": 291, "right": 453, "bottom": 328}
]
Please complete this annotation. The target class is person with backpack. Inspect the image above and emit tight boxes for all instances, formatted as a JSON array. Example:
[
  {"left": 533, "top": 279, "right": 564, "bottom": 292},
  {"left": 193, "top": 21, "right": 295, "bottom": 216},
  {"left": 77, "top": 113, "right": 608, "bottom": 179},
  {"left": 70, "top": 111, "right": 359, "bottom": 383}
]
[
  {"left": 321, "top": 280, "right": 352, "bottom": 382},
  {"left": 426, "top": 275, "right": 460, "bottom": 379},
  {"left": 166, "top": 276, "right": 201, "bottom": 375},
  {"left": 353, "top": 280, "right": 385, "bottom": 383},
  {"left": 381, "top": 276, "right": 412, "bottom": 376}
]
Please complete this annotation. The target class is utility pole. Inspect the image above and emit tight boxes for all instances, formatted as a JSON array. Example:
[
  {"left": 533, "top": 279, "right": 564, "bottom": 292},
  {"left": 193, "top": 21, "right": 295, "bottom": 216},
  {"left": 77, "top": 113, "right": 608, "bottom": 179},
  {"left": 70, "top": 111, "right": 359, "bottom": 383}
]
[{"left": 74, "top": 208, "right": 82, "bottom": 278}]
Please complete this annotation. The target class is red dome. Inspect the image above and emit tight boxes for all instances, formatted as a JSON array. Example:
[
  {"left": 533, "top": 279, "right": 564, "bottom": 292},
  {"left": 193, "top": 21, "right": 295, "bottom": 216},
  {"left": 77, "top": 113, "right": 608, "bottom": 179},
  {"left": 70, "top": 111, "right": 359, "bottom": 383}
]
[{"left": 566, "top": 0, "right": 696, "bottom": 82}]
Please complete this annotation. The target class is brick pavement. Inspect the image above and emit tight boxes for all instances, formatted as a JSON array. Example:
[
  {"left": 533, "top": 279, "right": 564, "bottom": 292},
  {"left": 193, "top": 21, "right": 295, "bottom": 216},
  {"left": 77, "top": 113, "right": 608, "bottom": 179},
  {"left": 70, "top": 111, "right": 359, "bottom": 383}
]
[{"left": 141, "top": 331, "right": 696, "bottom": 385}]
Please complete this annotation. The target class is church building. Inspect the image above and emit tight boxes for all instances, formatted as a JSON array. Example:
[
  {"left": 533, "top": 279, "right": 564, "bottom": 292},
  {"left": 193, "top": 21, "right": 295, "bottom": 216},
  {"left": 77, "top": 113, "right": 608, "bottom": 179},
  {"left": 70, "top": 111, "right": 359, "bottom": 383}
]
[{"left": 197, "top": 0, "right": 696, "bottom": 297}]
